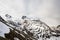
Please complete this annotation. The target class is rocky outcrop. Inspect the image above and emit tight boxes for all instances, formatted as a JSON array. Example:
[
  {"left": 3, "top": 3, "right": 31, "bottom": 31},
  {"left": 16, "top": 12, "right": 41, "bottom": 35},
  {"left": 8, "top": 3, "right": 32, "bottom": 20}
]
[{"left": 0, "top": 15, "right": 60, "bottom": 40}]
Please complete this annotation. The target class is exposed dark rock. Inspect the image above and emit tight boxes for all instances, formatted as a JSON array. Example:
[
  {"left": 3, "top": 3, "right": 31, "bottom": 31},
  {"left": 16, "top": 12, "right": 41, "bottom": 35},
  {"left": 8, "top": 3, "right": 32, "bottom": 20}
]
[{"left": 0, "top": 36, "right": 8, "bottom": 40}]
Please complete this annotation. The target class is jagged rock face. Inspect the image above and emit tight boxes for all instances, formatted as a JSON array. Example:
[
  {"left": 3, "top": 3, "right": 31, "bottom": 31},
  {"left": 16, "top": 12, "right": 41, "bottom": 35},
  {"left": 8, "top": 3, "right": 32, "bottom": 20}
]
[
  {"left": 18, "top": 16, "right": 60, "bottom": 40},
  {"left": 18, "top": 16, "right": 51, "bottom": 40},
  {"left": 3, "top": 15, "right": 60, "bottom": 40},
  {"left": 5, "top": 15, "right": 51, "bottom": 40}
]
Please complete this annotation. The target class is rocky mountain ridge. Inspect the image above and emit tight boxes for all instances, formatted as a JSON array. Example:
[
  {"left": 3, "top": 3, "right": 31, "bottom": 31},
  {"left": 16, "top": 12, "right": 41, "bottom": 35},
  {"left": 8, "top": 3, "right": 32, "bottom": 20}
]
[{"left": 0, "top": 14, "right": 60, "bottom": 40}]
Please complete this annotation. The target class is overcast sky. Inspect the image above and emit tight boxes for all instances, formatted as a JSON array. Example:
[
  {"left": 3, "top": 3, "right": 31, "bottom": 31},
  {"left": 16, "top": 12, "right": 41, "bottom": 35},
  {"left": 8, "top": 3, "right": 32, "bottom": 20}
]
[{"left": 0, "top": 0, "right": 60, "bottom": 26}]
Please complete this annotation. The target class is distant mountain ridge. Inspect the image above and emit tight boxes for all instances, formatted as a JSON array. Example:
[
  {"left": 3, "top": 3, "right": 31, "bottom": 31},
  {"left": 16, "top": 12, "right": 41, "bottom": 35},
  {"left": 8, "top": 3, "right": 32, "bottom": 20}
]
[{"left": 0, "top": 14, "right": 60, "bottom": 40}]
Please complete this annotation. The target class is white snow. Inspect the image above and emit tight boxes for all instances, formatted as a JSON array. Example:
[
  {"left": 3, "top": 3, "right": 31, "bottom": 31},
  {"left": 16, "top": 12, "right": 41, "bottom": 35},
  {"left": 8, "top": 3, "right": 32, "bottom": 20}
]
[{"left": 0, "top": 22, "right": 10, "bottom": 37}]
